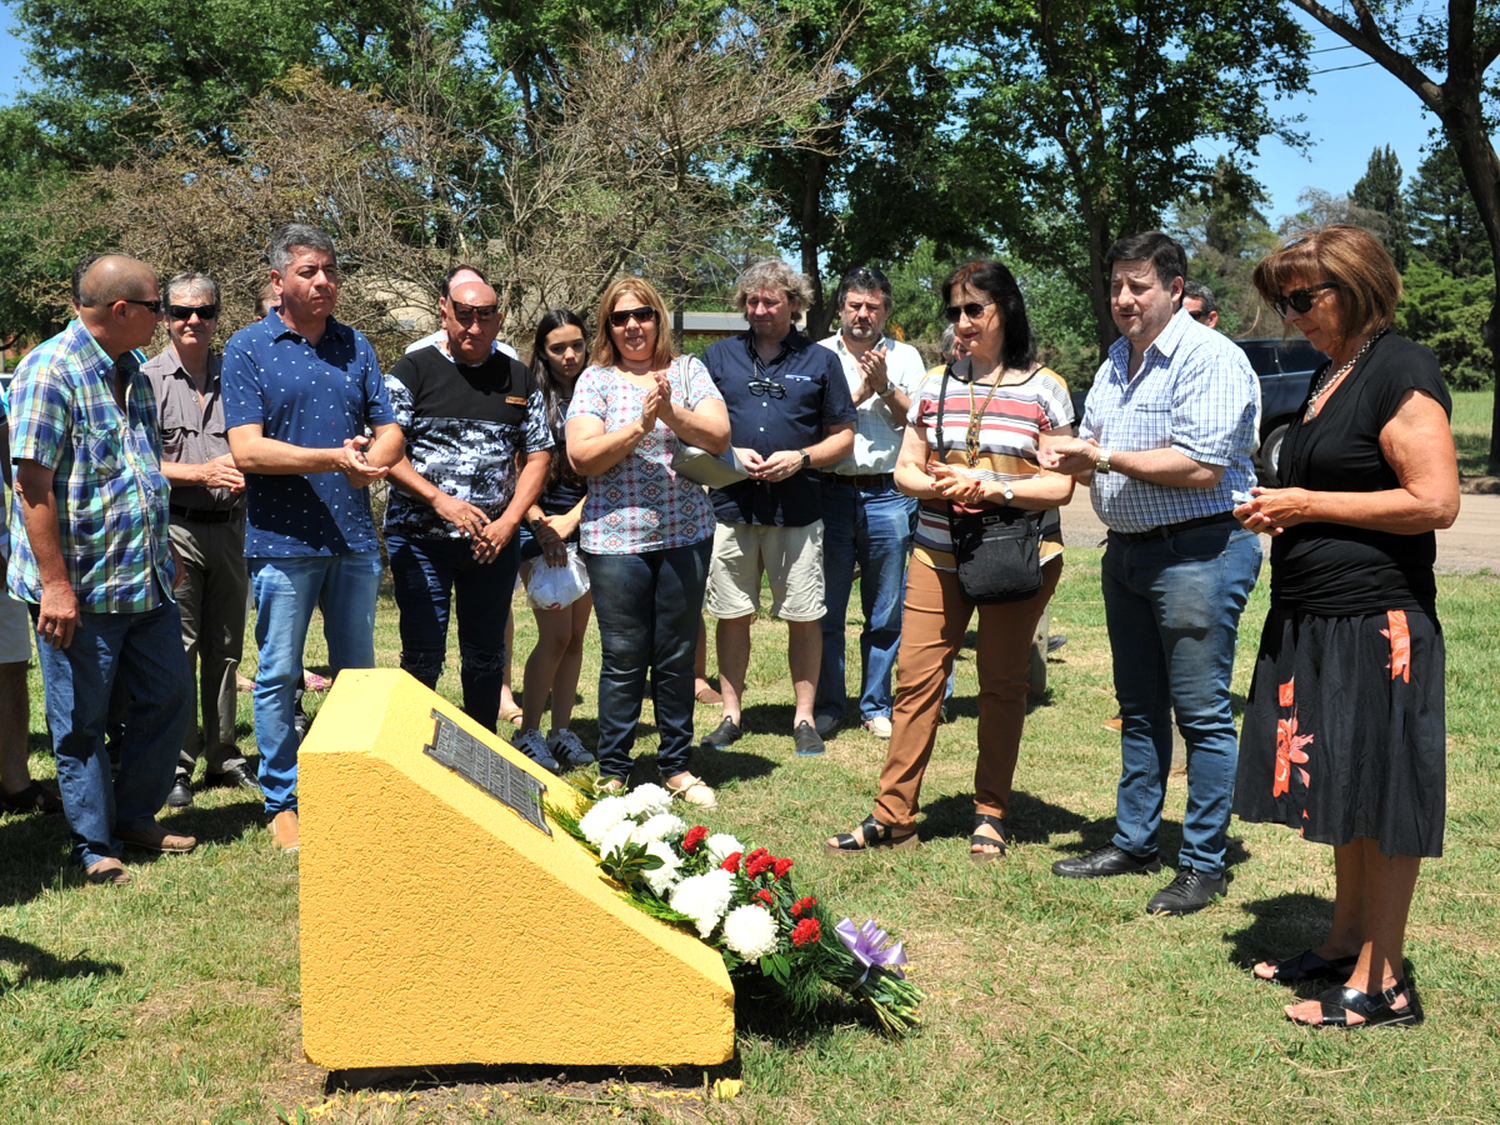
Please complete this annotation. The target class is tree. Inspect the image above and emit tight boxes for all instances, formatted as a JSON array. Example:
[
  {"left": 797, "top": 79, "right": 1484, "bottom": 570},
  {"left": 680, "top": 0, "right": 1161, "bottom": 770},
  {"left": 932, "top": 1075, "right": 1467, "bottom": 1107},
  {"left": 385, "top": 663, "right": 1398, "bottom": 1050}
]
[
  {"left": 952, "top": 0, "right": 1310, "bottom": 355},
  {"left": 1351, "top": 145, "right": 1411, "bottom": 269},
  {"left": 1172, "top": 156, "right": 1281, "bottom": 337},
  {"left": 1281, "top": 0, "right": 1500, "bottom": 468},
  {"left": 1408, "top": 142, "right": 1494, "bottom": 278},
  {"left": 1398, "top": 257, "right": 1495, "bottom": 389}
]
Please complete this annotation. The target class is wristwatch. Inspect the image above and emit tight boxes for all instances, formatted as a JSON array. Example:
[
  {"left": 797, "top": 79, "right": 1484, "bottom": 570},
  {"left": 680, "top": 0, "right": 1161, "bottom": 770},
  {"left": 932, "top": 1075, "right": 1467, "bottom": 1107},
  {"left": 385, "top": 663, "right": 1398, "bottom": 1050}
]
[
  {"left": 800, "top": 449, "right": 812, "bottom": 470},
  {"left": 999, "top": 481, "right": 1015, "bottom": 505},
  {"left": 1096, "top": 450, "right": 1113, "bottom": 475},
  {"left": 876, "top": 382, "right": 897, "bottom": 399}
]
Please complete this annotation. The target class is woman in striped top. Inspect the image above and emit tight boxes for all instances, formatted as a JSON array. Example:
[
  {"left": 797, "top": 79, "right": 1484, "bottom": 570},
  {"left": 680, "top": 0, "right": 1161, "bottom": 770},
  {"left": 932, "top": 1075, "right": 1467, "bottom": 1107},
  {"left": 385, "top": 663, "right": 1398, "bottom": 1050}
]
[{"left": 826, "top": 260, "right": 1075, "bottom": 860}]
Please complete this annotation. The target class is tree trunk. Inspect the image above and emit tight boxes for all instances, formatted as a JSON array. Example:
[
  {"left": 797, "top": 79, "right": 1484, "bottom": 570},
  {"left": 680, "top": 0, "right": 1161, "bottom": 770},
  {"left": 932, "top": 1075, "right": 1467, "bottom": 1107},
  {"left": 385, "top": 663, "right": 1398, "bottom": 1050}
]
[
  {"left": 1446, "top": 123, "right": 1500, "bottom": 471},
  {"left": 798, "top": 150, "right": 830, "bottom": 339}
]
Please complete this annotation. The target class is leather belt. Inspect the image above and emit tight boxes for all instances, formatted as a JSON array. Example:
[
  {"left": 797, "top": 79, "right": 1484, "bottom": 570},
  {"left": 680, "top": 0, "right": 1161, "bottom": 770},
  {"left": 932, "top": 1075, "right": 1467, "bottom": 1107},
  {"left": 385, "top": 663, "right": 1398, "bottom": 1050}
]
[
  {"left": 832, "top": 472, "right": 896, "bottom": 490},
  {"left": 1112, "top": 511, "right": 1237, "bottom": 542},
  {"left": 170, "top": 504, "right": 242, "bottom": 525}
]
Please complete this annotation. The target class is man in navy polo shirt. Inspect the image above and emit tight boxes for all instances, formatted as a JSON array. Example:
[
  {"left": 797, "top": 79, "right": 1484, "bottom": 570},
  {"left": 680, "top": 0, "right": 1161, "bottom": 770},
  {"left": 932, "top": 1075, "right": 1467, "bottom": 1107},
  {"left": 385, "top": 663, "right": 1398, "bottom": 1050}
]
[
  {"left": 700, "top": 261, "right": 855, "bottom": 758},
  {"left": 223, "top": 224, "right": 404, "bottom": 853}
]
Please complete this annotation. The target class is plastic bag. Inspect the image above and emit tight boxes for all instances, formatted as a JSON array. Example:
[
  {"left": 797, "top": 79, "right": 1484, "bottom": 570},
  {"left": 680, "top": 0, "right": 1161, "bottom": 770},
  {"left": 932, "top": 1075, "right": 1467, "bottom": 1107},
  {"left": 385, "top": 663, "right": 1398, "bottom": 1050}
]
[{"left": 525, "top": 544, "right": 591, "bottom": 610}]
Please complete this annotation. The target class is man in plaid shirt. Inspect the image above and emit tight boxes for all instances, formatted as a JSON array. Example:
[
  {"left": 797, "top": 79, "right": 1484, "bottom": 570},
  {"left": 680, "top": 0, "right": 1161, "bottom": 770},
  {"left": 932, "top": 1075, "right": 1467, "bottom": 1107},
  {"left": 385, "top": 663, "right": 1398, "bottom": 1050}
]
[
  {"left": 9, "top": 255, "right": 196, "bottom": 885},
  {"left": 1040, "top": 232, "right": 1261, "bottom": 917}
]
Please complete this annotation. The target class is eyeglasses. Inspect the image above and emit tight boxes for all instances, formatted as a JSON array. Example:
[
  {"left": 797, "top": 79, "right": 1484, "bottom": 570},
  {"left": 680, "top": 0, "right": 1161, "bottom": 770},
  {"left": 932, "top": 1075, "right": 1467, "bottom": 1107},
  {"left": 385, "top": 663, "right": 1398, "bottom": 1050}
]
[
  {"left": 608, "top": 306, "right": 658, "bottom": 328},
  {"left": 747, "top": 379, "right": 787, "bottom": 399},
  {"left": 1186, "top": 307, "right": 1210, "bottom": 322},
  {"left": 169, "top": 304, "right": 219, "bottom": 321},
  {"left": 943, "top": 301, "right": 993, "bottom": 324},
  {"left": 122, "top": 298, "right": 165, "bottom": 315},
  {"left": 1272, "top": 282, "right": 1338, "bottom": 319},
  {"left": 451, "top": 300, "right": 500, "bottom": 325}
]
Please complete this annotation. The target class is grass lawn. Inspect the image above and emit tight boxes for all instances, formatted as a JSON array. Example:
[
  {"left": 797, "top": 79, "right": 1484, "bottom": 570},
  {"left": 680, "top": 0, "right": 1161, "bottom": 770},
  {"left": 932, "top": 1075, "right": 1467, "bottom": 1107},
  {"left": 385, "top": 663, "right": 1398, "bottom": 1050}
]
[
  {"left": 1450, "top": 389, "right": 1494, "bottom": 478},
  {"left": 3, "top": 550, "right": 1499, "bottom": 1124}
]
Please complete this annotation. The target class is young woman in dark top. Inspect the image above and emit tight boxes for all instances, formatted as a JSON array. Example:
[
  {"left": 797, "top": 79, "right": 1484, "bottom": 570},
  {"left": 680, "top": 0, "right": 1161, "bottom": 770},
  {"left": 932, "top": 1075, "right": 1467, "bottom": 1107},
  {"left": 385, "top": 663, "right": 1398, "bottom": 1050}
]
[
  {"left": 1233, "top": 225, "right": 1460, "bottom": 1029},
  {"left": 513, "top": 310, "right": 596, "bottom": 770}
]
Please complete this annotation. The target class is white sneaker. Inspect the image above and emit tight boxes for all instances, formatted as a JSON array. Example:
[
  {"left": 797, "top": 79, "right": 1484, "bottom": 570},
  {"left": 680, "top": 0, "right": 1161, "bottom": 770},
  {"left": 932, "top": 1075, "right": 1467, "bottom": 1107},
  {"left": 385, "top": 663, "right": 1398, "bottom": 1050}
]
[{"left": 863, "top": 715, "right": 893, "bottom": 738}]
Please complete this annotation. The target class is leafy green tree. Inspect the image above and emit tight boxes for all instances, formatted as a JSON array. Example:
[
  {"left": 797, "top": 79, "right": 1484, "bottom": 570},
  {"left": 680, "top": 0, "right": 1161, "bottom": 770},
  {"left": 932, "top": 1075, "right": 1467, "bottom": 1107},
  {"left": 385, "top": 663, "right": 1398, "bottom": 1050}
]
[
  {"left": 1173, "top": 157, "right": 1281, "bottom": 338},
  {"left": 1408, "top": 143, "right": 1494, "bottom": 278},
  {"left": 1351, "top": 145, "right": 1411, "bottom": 269},
  {"left": 1399, "top": 257, "right": 1495, "bottom": 389},
  {"left": 952, "top": 0, "right": 1310, "bottom": 355}
]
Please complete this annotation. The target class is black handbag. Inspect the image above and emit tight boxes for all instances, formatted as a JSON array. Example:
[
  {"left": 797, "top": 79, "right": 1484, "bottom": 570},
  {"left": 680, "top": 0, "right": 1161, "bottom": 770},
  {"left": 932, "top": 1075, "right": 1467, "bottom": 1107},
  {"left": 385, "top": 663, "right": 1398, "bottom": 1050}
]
[{"left": 934, "top": 365, "right": 1043, "bottom": 605}]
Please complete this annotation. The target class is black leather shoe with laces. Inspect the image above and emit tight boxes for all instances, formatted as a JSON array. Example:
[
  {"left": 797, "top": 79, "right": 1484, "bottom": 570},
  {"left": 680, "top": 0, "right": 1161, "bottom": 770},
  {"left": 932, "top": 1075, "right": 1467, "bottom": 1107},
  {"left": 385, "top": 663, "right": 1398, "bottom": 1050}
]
[
  {"left": 1146, "top": 866, "right": 1227, "bottom": 915},
  {"left": 1051, "top": 843, "right": 1161, "bottom": 879}
]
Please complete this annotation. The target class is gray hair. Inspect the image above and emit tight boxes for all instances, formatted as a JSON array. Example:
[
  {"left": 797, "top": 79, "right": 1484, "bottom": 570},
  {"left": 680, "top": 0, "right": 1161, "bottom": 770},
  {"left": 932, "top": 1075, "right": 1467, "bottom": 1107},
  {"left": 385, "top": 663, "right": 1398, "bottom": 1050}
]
[
  {"left": 939, "top": 324, "right": 956, "bottom": 359},
  {"left": 166, "top": 271, "right": 220, "bottom": 307},
  {"left": 733, "top": 259, "right": 813, "bottom": 316},
  {"left": 1182, "top": 280, "right": 1218, "bottom": 315},
  {"left": 269, "top": 224, "right": 337, "bottom": 274}
]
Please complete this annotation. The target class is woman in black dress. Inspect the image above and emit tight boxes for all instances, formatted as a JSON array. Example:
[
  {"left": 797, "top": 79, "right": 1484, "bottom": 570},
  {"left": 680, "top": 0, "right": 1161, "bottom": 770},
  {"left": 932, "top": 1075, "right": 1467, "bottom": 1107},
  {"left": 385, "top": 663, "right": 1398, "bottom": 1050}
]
[{"left": 1233, "top": 225, "right": 1459, "bottom": 1028}]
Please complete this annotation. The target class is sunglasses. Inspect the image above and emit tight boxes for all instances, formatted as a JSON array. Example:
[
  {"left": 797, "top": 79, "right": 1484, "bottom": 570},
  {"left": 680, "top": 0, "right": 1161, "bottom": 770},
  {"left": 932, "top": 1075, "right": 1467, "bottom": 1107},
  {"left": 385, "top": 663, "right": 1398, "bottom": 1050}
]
[
  {"left": 451, "top": 301, "right": 500, "bottom": 325},
  {"left": 122, "top": 298, "right": 165, "bottom": 314},
  {"left": 169, "top": 304, "right": 219, "bottom": 321},
  {"left": 1187, "top": 308, "right": 1210, "bottom": 322},
  {"left": 608, "top": 306, "right": 658, "bottom": 328},
  {"left": 943, "top": 301, "right": 993, "bottom": 324},
  {"left": 748, "top": 379, "right": 787, "bottom": 399},
  {"left": 1272, "top": 282, "right": 1338, "bottom": 319}
]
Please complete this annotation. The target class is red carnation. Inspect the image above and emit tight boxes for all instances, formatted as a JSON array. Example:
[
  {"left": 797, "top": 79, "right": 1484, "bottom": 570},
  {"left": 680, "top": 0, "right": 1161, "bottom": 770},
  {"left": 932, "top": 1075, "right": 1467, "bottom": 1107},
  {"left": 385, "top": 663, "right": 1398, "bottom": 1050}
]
[
  {"left": 771, "top": 857, "right": 794, "bottom": 879},
  {"left": 791, "top": 918, "right": 821, "bottom": 946},
  {"left": 791, "top": 895, "right": 817, "bottom": 917},
  {"left": 745, "top": 853, "right": 773, "bottom": 879},
  {"left": 720, "top": 851, "right": 742, "bottom": 874},
  {"left": 682, "top": 826, "right": 708, "bottom": 854},
  {"left": 755, "top": 888, "right": 774, "bottom": 905}
]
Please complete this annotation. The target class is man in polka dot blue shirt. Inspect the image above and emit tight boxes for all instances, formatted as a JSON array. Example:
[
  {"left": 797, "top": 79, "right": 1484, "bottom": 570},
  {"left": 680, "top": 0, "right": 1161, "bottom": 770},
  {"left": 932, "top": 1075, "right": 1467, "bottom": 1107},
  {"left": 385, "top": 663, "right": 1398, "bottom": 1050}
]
[{"left": 223, "top": 224, "right": 405, "bottom": 852}]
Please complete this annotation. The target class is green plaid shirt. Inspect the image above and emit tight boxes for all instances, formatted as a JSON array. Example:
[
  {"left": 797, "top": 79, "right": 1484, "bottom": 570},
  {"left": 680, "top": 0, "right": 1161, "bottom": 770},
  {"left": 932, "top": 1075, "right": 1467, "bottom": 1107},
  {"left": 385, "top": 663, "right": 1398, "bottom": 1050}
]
[{"left": 7, "top": 321, "right": 175, "bottom": 613}]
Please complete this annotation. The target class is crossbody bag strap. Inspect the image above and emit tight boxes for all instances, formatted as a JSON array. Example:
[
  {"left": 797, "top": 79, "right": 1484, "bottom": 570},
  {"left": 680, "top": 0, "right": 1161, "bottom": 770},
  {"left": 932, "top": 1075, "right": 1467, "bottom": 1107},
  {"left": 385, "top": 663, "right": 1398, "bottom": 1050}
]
[{"left": 933, "top": 364, "right": 963, "bottom": 538}]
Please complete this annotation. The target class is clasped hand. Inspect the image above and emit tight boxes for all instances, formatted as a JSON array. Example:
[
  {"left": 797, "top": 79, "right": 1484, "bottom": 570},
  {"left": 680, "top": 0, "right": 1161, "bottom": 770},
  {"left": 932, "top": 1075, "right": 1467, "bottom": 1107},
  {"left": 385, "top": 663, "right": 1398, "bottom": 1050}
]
[
  {"left": 739, "top": 447, "right": 803, "bottom": 483},
  {"left": 1233, "top": 486, "right": 1307, "bottom": 536},
  {"left": 335, "top": 436, "right": 389, "bottom": 488}
]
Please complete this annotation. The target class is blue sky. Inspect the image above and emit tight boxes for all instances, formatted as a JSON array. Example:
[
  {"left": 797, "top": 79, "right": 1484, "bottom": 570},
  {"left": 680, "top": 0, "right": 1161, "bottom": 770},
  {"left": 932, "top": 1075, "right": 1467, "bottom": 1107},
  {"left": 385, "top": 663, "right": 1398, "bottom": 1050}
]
[{"left": 0, "top": 9, "right": 1454, "bottom": 223}]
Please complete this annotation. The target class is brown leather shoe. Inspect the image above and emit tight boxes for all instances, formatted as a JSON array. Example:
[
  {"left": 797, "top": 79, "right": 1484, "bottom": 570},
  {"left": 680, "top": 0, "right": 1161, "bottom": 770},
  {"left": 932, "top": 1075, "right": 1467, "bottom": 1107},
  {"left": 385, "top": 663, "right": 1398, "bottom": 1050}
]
[
  {"left": 270, "top": 809, "right": 300, "bottom": 852},
  {"left": 116, "top": 822, "right": 198, "bottom": 853},
  {"left": 85, "top": 857, "right": 132, "bottom": 885}
]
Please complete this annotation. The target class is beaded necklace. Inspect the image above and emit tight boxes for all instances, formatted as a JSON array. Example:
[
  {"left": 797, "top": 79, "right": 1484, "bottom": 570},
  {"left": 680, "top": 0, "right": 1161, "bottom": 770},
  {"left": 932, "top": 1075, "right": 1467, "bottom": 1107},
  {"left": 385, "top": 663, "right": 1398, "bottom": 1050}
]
[{"left": 1305, "top": 328, "right": 1387, "bottom": 421}]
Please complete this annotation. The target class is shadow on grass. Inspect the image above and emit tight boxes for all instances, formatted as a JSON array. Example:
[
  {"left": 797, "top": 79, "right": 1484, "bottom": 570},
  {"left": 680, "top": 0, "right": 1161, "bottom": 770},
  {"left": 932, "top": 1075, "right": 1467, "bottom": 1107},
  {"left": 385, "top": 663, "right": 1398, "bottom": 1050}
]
[
  {"left": 325, "top": 1055, "right": 743, "bottom": 1095},
  {"left": 0, "top": 935, "right": 124, "bottom": 993},
  {"left": 1223, "top": 892, "right": 1338, "bottom": 973},
  {"left": 159, "top": 795, "right": 269, "bottom": 848},
  {"left": 917, "top": 790, "right": 1091, "bottom": 846}
]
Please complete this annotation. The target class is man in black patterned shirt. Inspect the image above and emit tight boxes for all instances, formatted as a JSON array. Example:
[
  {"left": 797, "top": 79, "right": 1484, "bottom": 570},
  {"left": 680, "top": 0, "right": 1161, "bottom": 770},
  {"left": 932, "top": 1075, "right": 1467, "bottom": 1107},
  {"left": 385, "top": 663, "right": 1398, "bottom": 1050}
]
[{"left": 383, "top": 272, "right": 553, "bottom": 752}]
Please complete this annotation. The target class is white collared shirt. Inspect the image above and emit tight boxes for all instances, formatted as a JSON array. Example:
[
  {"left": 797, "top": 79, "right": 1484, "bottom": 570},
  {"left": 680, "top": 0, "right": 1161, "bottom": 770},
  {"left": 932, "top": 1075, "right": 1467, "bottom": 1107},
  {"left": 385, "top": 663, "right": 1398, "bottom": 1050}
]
[{"left": 818, "top": 332, "right": 928, "bottom": 474}]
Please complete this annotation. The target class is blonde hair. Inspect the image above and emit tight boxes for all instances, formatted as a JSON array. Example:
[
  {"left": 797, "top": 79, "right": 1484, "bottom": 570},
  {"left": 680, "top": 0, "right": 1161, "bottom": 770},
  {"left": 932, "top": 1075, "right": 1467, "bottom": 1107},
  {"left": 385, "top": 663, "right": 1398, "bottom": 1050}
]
[
  {"left": 591, "top": 277, "right": 675, "bottom": 369},
  {"left": 1252, "top": 225, "right": 1402, "bottom": 339}
]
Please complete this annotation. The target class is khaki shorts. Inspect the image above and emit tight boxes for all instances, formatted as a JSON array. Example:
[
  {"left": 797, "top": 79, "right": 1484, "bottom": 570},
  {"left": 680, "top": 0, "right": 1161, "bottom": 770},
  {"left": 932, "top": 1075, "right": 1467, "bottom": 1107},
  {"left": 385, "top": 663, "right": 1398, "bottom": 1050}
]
[
  {"left": 706, "top": 521, "right": 825, "bottom": 622},
  {"left": 0, "top": 586, "right": 33, "bottom": 665}
]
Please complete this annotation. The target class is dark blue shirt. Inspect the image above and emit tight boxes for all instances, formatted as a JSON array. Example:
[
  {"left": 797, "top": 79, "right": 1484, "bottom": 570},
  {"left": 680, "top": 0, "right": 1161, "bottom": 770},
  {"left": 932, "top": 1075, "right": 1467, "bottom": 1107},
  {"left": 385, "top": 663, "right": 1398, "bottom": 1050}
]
[
  {"left": 703, "top": 330, "right": 855, "bottom": 527},
  {"left": 221, "top": 310, "right": 396, "bottom": 557}
]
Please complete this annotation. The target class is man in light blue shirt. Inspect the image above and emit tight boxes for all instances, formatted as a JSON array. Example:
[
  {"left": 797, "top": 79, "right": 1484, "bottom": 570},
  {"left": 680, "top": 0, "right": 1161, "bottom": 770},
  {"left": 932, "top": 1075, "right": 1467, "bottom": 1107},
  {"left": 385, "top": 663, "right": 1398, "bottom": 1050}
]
[{"left": 1040, "top": 232, "right": 1261, "bottom": 916}]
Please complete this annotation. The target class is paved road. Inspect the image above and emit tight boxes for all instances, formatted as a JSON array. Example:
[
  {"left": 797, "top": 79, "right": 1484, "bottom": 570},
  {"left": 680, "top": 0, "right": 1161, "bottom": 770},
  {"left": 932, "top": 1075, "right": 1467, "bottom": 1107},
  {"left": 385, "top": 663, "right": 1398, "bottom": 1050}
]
[{"left": 1059, "top": 491, "right": 1499, "bottom": 574}]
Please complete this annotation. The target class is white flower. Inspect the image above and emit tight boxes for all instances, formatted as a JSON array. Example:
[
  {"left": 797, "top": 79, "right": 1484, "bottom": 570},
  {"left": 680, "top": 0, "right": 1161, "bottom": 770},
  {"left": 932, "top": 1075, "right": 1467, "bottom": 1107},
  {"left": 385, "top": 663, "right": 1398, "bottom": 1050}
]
[
  {"left": 624, "top": 783, "right": 673, "bottom": 819},
  {"left": 579, "top": 797, "right": 631, "bottom": 847},
  {"left": 669, "top": 869, "right": 735, "bottom": 939},
  {"left": 599, "top": 820, "right": 636, "bottom": 862},
  {"left": 632, "top": 813, "right": 686, "bottom": 845},
  {"left": 704, "top": 833, "right": 744, "bottom": 866},
  {"left": 720, "top": 904, "right": 779, "bottom": 960},
  {"left": 642, "top": 841, "right": 684, "bottom": 896}
]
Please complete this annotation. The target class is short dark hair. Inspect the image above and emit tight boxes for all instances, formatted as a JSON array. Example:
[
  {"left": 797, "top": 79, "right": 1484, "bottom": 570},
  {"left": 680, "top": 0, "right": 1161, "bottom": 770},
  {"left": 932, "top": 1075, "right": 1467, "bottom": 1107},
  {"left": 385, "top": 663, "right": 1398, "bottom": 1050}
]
[
  {"left": 1105, "top": 232, "right": 1188, "bottom": 291},
  {"left": 941, "top": 260, "right": 1036, "bottom": 370},
  {"left": 441, "top": 264, "right": 489, "bottom": 298},
  {"left": 836, "top": 266, "right": 892, "bottom": 312},
  {"left": 269, "top": 224, "right": 337, "bottom": 274},
  {"left": 1182, "top": 280, "right": 1218, "bottom": 315}
]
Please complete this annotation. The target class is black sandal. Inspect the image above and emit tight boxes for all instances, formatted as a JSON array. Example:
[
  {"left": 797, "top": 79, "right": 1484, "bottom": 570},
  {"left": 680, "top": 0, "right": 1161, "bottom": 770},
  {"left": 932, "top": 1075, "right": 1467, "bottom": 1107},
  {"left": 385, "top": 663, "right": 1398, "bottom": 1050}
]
[
  {"left": 825, "top": 814, "right": 918, "bottom": 854},
  {"left": 1293, "top": 980, "right": 1424, "bottom": 1029},
  {"left": 1255, "top": 948, "right": 1359, "bottom": 984},
  {"left": 0, "top": 782, "right": 64, "bottom": 816},
  {"left": 969, "top": 813, "right": 1007, "bottom": 863}
]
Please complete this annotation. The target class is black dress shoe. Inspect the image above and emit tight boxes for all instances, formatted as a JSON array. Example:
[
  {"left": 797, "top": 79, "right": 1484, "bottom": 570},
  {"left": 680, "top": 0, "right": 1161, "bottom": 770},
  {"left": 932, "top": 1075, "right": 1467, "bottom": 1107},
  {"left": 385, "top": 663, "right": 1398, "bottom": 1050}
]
[
  {"left": 1052, "top": 843, "right": 1162, "bottom": 879},
  {"left": 700, "top": 717, "right": 742, "bottom": 751},
  {"left": 204, "top": 763, "right": 260, "bottom": 791},
  {"left": 165, "top": 776, "right": 194, "bottom": 808},
  {"left": 1146, "top": 867, "right": 1227, "bottom": 915}
]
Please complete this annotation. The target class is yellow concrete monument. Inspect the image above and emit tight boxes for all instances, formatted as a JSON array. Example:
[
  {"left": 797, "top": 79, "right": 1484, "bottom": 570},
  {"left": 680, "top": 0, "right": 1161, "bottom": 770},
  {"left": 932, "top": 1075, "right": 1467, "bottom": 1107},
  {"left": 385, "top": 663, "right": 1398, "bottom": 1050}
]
[{"left": 299, "top": 669, "right": 735, "bottom": 1069}]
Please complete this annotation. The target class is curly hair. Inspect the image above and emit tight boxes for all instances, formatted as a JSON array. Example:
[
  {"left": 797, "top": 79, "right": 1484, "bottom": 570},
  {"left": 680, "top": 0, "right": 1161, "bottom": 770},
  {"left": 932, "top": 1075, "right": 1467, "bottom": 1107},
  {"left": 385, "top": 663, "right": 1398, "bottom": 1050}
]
[{"left": 733, "top": 260, "right": 813, "bottom": 316}]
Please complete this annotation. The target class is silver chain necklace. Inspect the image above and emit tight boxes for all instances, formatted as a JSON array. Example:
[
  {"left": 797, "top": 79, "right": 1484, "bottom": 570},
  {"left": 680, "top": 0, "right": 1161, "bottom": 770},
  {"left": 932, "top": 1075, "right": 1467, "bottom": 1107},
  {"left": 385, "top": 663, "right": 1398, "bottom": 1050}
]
[{"left": 1305, "top": 329, "right": 1386, "bottom": 420}]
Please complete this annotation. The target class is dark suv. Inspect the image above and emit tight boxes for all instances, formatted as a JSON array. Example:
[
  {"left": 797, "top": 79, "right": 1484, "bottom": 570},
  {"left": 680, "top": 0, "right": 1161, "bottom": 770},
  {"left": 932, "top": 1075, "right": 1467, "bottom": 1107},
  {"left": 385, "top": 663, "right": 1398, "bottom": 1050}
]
[{"left": 1234, "top": 337, "right": 1325, "bottom": 482}]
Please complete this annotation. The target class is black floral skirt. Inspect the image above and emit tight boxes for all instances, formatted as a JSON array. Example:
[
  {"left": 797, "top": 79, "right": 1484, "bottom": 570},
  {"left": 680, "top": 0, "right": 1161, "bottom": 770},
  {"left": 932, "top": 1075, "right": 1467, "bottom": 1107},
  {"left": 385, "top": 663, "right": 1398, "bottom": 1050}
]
[{"left": 1233, "top": 604, "right": 1446, "bottom": 858}]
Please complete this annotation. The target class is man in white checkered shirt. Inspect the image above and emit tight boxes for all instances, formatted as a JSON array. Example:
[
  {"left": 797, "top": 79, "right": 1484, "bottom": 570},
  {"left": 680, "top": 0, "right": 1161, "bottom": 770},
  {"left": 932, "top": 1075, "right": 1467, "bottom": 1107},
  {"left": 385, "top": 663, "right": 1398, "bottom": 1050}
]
[{"left": 1039, "top": 231, "right": 1261, "bottom": 917}]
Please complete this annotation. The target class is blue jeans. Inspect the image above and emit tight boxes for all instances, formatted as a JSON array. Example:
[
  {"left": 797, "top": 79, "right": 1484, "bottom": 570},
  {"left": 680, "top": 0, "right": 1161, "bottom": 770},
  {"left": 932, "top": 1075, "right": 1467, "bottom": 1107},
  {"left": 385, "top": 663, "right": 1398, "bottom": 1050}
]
[
  {"left": 34, "top": 601, "right": 192, "bottom": 867},
  {"left": 387, "top": 533, "right": 518, "bottom": 730},
  {"left": 1103, "top": 521, "right": 1261, "bottom": 876},
  {"left": 250, "top": 551, "right": 383, "bottom": 814},
  {"left": 816, "top": 480, "right": 917, "bottom": 724},
  {"left": 585, "top": 540, "right": 711, "bottom": 784}
]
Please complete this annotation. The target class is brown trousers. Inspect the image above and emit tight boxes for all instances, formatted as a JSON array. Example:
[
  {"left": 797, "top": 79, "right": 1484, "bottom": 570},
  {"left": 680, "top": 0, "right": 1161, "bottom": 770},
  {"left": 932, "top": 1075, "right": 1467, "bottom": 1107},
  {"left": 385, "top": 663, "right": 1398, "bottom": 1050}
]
[{"left": 874, "top": 555, "right": 1061, "bottom": 832}]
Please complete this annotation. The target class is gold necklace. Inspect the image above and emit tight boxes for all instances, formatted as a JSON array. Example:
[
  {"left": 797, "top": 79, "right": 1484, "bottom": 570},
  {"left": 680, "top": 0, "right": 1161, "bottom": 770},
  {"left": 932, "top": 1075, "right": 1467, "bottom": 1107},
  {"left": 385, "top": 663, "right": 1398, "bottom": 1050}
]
[{"left": 965, "top": 366, "right": 1003, "bottom": 466}]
